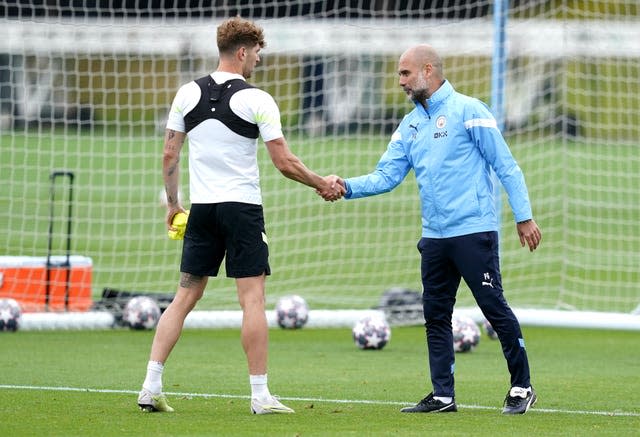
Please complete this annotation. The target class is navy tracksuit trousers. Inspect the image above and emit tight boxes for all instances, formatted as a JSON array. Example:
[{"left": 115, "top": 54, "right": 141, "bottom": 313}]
[{"left": 418, "top": 231, "right": 531, "bottom": 397}]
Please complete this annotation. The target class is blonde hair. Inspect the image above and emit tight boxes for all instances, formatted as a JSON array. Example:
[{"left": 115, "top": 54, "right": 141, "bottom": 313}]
[{"left": 217, "top": 16, "right": 265, "bottom": 55}]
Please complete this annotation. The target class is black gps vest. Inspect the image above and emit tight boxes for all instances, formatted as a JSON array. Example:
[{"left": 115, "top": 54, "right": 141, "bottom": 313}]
[{"left": 184, "top": 76, "right": 260, "bottom": 139}]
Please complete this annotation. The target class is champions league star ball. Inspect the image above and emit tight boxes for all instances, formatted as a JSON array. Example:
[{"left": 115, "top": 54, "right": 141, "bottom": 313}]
[
  {"left": 123, "top": 296, "right": 161, "bottom": 330},
  {"left": 452, "top": 315, "right": 481, "bottom": 353},
  {"left": 0, "top": 298, "right": 22, "bottom": 332},
  {"left": 275, "top": 295, "right": 309, "bottom": 329},
  {"left": 352, "top": 316, "right": 391, "bottom": 350}
]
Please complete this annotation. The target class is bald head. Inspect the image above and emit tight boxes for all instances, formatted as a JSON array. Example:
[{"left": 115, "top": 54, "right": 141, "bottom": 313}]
[
  {"left": 401, "top": 44, "right": 443, "bottom": 78},
  {"left": 397, "top": 44, "right": 445, "bottom": 104}
]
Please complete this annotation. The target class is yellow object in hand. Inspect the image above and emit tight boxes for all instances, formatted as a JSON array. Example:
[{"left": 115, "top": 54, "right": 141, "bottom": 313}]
[{"left": 167, "top": 211, "right": 189, "bottom": 240}]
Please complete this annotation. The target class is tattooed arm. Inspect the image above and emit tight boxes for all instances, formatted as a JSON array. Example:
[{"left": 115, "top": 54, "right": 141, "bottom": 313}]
[{"left": 162, "top": 129, "right": 187, "bottom": 226}]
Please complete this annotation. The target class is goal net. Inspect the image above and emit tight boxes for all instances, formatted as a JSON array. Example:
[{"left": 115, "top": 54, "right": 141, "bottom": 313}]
[{"left": 1, "top": 1, "right": 638, "bottom": 328}]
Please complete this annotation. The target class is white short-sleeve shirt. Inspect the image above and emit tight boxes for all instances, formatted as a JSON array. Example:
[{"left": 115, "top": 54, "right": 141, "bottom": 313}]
[{"left": 166, "top": 71, "right": 284, "bottom": 205}]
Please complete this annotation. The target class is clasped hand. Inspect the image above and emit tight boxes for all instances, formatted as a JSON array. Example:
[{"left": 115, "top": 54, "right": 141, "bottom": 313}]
[{"left": 316, "top": 175, "right": 345, "bottom": 202}]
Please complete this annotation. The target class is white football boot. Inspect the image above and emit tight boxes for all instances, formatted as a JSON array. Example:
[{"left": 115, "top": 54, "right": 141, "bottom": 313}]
[
  {"left": 138, "top": 388, "right": 174, "bottom": 413},
  {"left": 250, "top": 396, "right": 295, "bottom": 414}
]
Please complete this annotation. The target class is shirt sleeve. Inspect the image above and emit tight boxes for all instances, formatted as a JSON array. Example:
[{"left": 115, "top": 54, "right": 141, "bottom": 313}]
[
  {"left": 165, "top": 82, "right": 200, "bottom": 133},
  {"left": 464, "top": 100, "right": 533, "bottom": 222},
  {"left": 231, "top": 88, "right": 284, "bottom": 142},
  {"left": 344, "top": 129, "right": 412, "bottom": 199}
]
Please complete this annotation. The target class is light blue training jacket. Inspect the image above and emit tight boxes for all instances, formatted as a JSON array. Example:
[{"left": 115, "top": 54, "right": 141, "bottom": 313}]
[{"left": 344, "top": 80, "right": 533, "bottom": 239}]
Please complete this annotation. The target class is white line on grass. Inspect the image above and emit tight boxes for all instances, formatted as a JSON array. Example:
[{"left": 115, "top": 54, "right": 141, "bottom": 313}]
[{"left": 0, "top": 384, "right": 638, "bottom": 417}]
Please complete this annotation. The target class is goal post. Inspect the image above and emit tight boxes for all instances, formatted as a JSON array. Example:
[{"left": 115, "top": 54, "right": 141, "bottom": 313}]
[{"left": 1, "top": 1, "right": 639, "bottom": 330}]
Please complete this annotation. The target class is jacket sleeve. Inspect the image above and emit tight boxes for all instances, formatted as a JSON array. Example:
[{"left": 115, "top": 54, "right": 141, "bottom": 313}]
[
  {"left": 344, "top": 130, "right": 412, "bottom": 199},
  {"left": 465, "top": 100, "right": 533, "bottom": 222}
]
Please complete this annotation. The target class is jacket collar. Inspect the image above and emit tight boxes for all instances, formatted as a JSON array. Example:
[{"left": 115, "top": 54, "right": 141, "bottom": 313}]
[
  {"left": 430, "top": 79, "right": 454, "bottom": 106},
  {"left": 415, "top": 79, "right": 454, "bottom": 113}
]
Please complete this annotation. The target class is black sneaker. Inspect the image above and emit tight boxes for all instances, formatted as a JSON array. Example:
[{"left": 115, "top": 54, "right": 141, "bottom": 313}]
[
  {"left": 400, "top": 392, "right": 457, "bottom": 413},
  {"left": 502, "top": 387, "right": 537, "bottom": 414}
]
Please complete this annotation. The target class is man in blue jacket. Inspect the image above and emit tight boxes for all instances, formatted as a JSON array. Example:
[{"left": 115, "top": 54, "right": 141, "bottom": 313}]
[{"left": 331, "top": 44, "right": 542, "bottom": 415}]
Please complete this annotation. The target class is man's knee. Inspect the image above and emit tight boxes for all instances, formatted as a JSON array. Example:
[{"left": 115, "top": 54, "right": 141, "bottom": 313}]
[{"left": 422, "top": 295, "right": 455, "bottom": 322}]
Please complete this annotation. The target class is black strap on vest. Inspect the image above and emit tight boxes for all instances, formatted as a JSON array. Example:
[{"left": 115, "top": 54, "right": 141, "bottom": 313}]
[{"left": 184, "top": 76, "right": 260, "bottom": 139}]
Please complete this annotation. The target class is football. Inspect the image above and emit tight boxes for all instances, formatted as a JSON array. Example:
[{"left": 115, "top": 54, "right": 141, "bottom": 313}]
[
  {"left": 0, "top": 298, "right": 22, "bottom": 332},
  {"left": 352, "top": 316, "right": 391, "bottom": 350},
  {"left": 452, "top": 315, "right": 481, "bottom": 352},
  {"left": 275, "top": 295, "right": 309, "bottom": 329},
  {"left": 122, "top": 296, "right": 161, "bottom": 330},
  {"left": 482, "top": 318, "right": 499, "bottom": 340}
]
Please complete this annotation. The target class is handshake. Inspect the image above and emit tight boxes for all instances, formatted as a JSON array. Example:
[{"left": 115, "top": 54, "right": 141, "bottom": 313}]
[{"left": 316, "top": 175, "right": 345, "bottom": 202}]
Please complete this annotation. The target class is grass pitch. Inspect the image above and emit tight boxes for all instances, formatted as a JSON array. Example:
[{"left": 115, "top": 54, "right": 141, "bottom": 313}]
[{"left": 0, "top": 325, "right": 638, "bottom": 436}]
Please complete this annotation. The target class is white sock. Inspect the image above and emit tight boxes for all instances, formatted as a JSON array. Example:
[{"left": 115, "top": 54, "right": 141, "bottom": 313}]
[
  {"left": 250, "top": 374, "right": 271, "bottom": 400},
  {"left": 142, "top": 360, "right": 164, "bottom": 395},
  {"left": 434, "top": 396, "right": 453, "bottom": 403}
]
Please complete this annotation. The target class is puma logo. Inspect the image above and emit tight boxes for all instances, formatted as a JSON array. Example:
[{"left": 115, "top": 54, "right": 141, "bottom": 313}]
[{"left": 482, "top": 272, "right": 494, "bottom": 288}]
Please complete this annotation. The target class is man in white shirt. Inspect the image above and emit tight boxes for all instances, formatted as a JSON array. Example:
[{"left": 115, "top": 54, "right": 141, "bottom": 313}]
[{"left": 137, "top": 16, "right": 343, "bottom": 415}]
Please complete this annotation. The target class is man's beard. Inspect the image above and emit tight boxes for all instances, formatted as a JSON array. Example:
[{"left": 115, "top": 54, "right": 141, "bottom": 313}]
[
  {"left": 411, "top": 88, "right": 429, "bottom": 104},
  {"left": 409, "top": 73, "right": 429, "bottom": 104}
]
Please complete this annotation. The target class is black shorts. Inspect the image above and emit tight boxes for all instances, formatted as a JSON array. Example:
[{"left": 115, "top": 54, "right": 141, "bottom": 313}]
[{"left": 180, "top": 202, "right": 271, "bottom": 278}]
